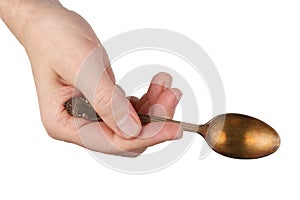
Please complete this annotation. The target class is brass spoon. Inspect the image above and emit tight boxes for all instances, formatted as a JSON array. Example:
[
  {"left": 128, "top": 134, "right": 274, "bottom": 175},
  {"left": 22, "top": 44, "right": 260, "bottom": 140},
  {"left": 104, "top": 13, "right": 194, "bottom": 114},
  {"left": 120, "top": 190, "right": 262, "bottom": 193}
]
[{"left": 64, "top": 96, "right": 280, "bottom": 159}]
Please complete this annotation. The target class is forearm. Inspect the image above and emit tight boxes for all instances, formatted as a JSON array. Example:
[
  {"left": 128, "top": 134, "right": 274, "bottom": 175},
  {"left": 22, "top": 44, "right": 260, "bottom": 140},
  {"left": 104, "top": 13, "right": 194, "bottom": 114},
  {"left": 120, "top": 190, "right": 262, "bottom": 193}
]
[{"left": 0, "top": 0, "right": 62, "bottom": 44}]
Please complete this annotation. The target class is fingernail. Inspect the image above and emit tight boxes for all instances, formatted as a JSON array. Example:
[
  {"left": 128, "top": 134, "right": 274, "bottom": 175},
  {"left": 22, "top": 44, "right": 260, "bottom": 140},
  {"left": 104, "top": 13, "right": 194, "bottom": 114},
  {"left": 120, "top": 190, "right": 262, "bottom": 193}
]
[
  {"left": 152, "top": 72, "right": 172, "bottom": 88},
  {"left": 117, "top": 105, "right": 141, "bottom": 138},
  {"left": 171, "top": 88, "right": 183, "bottom": 106},
  {"left": 175, "top": 126, "right": 183, "bottom": 139},
  {"left": 117, "top": 114, "right": 141, "bottom": 138},
  {"left": 129, "top": 104, "right": 141, "bottom": 125}
]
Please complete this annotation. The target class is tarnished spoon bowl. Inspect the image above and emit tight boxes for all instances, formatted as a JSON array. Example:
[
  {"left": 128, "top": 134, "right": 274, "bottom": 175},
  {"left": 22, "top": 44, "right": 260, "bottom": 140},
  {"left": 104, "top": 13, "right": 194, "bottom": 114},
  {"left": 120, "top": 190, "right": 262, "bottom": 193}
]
[{"left": 200, "top": 113, "right": 280, "bottom": 159}]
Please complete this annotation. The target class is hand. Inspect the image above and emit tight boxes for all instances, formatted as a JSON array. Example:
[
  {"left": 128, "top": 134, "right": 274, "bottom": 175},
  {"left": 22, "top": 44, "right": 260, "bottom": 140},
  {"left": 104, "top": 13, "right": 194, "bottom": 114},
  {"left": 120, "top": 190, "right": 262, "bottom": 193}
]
[
  {"left": 78, "top": 72, "right": 183, "bottom": 157},
  {"left": 1, "top": 1, "right": 183, "bottom": 156}
]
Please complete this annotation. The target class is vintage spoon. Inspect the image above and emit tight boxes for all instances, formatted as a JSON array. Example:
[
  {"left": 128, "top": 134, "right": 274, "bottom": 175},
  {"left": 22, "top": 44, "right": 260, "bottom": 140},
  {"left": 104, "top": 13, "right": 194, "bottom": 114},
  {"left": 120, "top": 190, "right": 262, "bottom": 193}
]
[{"left": 64, "top": 96, "right": 280, "bottom": 159}]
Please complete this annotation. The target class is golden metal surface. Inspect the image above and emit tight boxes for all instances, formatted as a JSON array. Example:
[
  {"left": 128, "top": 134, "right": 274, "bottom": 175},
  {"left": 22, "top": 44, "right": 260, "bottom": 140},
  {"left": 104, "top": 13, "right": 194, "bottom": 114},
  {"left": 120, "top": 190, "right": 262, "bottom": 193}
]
[{"left": 201, "top": 114, "right": 280, "bottom": 159}]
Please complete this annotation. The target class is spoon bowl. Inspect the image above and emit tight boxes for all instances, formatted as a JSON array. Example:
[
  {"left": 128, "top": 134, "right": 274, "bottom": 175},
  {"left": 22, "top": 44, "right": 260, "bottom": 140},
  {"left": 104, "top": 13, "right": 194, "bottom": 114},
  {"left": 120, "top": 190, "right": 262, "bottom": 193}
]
[{"left": 200, "top": 113, "right": 280, "bottom": 159}]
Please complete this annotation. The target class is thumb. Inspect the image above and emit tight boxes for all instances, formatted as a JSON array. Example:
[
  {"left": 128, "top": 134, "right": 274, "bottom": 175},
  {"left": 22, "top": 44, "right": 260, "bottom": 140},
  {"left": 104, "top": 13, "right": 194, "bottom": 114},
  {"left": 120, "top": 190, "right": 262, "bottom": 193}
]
[{"left": 75, "top": 46, "right": 142, "bottom": 138}]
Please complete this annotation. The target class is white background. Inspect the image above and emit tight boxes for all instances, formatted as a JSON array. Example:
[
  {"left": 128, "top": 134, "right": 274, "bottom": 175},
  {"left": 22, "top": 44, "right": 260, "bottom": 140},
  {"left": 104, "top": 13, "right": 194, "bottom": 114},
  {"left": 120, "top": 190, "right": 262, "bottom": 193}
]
[{"left": 1, "top": 0, "right": 299, "bottom": 199}]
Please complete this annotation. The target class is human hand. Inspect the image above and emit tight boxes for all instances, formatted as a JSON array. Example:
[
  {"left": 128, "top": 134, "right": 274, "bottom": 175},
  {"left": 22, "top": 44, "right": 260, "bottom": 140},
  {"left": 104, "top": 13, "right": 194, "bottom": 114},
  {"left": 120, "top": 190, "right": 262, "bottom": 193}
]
[
  {"left": 0, "top": 0, "right": 183, "bottom": 156},
  {"left": 76, "top": 72, "right": 183, "bottom": 157}
]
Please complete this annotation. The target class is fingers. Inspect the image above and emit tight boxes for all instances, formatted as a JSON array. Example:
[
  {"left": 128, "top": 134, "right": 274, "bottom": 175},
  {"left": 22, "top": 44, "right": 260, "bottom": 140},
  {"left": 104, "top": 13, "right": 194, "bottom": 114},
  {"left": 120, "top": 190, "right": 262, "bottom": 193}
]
[
  {"left": 127, "top": 86, "right": 183, "bottom": 151},
  {"left": 75, "top": 121, "right": 115, "bottom": 152},
  {"left": 75, "top": 72, "right": 183, "bottom": 156},
  {"left": 128, "top": 96, "right": 139, "bottom": 107},
  {"left": 147, "top": 72, "right": 172, "bottom": 105},
  {"left": 109, "top": 73, "right": 183, "bottom": 156},
  {"left": 75, "top": 46, "right": 142, "bottom": 138},
  {"left": 93, "top": 78, "right": 142, "bottom": 138},
  {"left": 134, "top": 72, "right": 182, "bottom": 119},
  {"left": 39, "top": 67, "right": 183, "bottom": 157},
  {"left": 135, "top": 72, "right": 173, "bottom": 114},
  {"left": 112, "top": 122, "right": 183, "bottom": 154},
  {"left": 150, "top": 88, "right": 182, "bottom": 118},
  {"left": 74, "top": 120, "right": 183, "bottom": 157}
]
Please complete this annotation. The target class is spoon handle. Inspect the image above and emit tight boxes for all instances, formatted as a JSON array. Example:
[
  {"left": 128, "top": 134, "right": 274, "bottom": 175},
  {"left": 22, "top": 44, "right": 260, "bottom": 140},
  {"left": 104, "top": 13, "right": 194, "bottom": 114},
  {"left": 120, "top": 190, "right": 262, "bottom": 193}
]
[{"left": 138, "top": 114, "right": 200, "bottom": 133}]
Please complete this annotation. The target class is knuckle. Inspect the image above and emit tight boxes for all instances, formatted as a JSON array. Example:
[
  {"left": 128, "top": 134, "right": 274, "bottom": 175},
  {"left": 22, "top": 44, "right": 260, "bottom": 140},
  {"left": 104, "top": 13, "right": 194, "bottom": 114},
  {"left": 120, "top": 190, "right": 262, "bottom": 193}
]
[
  {"left": 40, "top": 116, "right": 60, "bottom": 140},
  {"left": 40, "top": 111, "right": 72, "bottom": 142},
  {"left": 94, "top": 90, "right": 112, "bottom": 114},
  {"left": 42, "top": 119, "right": 60, "bottom": 140}
]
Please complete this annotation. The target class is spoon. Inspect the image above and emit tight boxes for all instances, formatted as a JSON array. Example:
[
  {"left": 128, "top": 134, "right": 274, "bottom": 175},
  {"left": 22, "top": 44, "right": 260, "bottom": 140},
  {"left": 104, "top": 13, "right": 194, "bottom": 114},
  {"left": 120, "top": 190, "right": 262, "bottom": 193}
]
[{"left": 64, "top": 96, "right": 280, "bottom": 159}]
